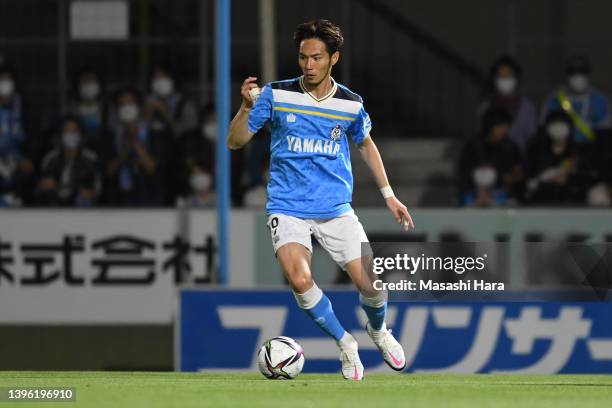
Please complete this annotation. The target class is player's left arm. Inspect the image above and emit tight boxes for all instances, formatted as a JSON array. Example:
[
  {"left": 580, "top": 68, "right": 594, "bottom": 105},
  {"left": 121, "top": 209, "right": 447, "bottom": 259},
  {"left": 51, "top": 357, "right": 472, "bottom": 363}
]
[{"left": 357, "top": 135, "right": 415, "bottom": 230}]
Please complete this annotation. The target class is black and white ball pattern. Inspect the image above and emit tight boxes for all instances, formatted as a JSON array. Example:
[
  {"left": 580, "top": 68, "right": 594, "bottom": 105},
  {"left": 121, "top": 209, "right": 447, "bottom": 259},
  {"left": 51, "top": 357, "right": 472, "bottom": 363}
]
[{"left": 257, "top": 336, "right": 305, "bottom": 379}]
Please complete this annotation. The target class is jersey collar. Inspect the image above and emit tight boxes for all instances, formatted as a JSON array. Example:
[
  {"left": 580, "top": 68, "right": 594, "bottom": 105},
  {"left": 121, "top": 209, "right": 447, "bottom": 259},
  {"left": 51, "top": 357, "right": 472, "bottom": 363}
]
[{"left": 299, "top": 76, "right": 337, "bottom": 103}]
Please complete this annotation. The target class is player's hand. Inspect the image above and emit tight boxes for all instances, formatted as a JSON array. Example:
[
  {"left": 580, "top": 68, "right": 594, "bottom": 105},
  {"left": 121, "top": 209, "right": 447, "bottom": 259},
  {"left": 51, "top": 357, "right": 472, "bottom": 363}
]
[
  {"left": 240, "top": 76, "right": 259, "bottom": 108},
  {"left": 385, "top": 196, "right": 415, "bottom": 231}
]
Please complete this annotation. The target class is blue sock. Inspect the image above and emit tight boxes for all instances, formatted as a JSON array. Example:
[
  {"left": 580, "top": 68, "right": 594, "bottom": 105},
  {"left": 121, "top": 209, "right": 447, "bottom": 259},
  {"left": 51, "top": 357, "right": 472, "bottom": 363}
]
[
  {"left": 361, "top": 302, "right": 387, "bottom": 330},
  {"left": 303, "top": 294, "right": 346, "bottom": 341}
]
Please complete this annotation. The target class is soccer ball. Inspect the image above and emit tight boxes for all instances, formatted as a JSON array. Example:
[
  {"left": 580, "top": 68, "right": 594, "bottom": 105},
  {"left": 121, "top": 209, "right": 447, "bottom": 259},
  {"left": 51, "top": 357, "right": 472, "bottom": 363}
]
[{"left": 257, "top": 336, "right": 305, "bottom": 379}]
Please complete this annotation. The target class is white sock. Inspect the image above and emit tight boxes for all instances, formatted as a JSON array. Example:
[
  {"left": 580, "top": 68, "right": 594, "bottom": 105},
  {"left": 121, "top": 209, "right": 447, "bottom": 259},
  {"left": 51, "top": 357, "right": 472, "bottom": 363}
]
[
  {"left": 337, "top": 331, "right": 358, "bottom": 351},
  {"left": 359, "top": 290, "right": 388, "bottom": 308},
  {"left": 369, "top": 321, "right": 387, "bottom": 334},
  {"left": 293, "top": 282, "right": 323, "bottom": 309}
]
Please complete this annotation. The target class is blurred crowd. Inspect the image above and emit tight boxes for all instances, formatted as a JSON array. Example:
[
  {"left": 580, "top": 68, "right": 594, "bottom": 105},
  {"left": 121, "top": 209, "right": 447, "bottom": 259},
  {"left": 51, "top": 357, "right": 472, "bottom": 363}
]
[
  {"left": 460, "top": 55, "right": 612, "bottom": 207},
  {"left": 0, "top": 63, "right": 270, "bottom": 208},
  {"left": 1, "top": 55, "right": 611, "bottom": 209}
]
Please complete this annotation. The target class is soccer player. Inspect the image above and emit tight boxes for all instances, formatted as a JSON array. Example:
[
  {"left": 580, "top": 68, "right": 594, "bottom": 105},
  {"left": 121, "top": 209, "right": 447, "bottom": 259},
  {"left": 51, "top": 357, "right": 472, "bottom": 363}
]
[{"left": 227, "top": 19, "right": 414, "bottom": 380}]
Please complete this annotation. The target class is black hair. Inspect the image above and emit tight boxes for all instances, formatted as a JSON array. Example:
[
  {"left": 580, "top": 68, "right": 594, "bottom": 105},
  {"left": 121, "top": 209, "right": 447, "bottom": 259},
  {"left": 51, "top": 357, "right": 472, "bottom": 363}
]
[
  {"left": 0, "top": 64, "right": 19, "bottom": 89},
  {"left": 75, "top": 66, "right": 101, "bottom": 82},
  {"left": 72, "top": 65, "right": 104, "bottom": 96},
  {"left": 544, "top": 110, "right": 572, "bottom": 127},
  {"left": 60, "top": 114, "right": 84, "bottom": 132},
  {"left": 150, "top": 64, "right": 174, "bottom": 79},
  {"left": 293, "top": 19, "right": 344, "bottom": 55},
  {"left": 114, "top": 86, "right": 143, "bottom": 106},
  {"left": 490, "top": 55, "right": 522, "bottom": 79},
  {"left": 0, "top": 64, "right": 16, "bottom": 77},
  {"left": 565, "top": 54, "right": 591, "bottom": 75}
]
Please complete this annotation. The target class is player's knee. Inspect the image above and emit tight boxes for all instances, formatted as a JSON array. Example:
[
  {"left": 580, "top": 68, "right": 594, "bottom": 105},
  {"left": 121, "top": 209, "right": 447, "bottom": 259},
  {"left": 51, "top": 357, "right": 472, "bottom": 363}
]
[
  {"left": 290, "top": 281, "right": 312, "bottom": 294},
  {"left": 287, "top": 274, "right": 313, "bottom": 293},
  {"left": 348, "top": 264, "right": 378, "bottom": 297},
  {"left": 357, "top": 271, "right": 386, "bottom": 299},
  {"left": 358, "top": 280, "right": 382, "bottom": 298},
  {"left": 284, "top": 265, "right": 312, "bottom": 293}
]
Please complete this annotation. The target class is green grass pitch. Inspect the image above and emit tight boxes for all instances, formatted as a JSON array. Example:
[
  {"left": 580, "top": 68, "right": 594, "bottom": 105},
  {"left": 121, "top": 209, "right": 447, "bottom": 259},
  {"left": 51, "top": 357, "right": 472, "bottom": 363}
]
[{"left": 1, "top": 372, "right": 611, "bottom": 408}]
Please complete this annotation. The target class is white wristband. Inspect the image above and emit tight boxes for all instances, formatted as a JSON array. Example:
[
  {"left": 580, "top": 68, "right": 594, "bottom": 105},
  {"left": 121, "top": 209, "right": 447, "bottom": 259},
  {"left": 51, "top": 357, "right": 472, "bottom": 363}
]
[{"left": 380, "top": 185, "right": 394, "bottom": 199}]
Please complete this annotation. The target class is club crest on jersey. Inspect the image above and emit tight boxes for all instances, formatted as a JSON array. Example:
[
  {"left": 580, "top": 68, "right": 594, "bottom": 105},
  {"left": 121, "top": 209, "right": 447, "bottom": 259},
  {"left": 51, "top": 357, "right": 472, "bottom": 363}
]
[
  {"left": 286, "top": 113, "right": 297, "bottom": 123},
  {"left": 330, "top": 124, "right": 343, "bottom": 141}
]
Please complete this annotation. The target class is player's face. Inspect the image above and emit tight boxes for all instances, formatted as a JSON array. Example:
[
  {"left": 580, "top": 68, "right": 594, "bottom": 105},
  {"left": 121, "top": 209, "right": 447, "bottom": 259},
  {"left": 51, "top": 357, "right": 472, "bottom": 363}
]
[{"left": 298, "top": 38, "right": 339, "bottom": 87}]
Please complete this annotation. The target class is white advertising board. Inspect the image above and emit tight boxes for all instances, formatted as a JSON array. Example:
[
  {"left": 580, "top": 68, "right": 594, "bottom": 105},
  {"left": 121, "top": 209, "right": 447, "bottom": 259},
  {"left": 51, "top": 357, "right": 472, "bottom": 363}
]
[{"left": 0, "top": 209, "right": 254, "bottom": 323}]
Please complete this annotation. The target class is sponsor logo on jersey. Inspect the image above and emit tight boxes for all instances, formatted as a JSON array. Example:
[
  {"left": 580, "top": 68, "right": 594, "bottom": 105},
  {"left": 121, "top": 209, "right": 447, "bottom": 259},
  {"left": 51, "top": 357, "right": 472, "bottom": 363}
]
[
  {"left": 286, "top": 136, "right": 341, "bottom": 155},
  {"left": 330, "top": 124, "right": 343, "bottom": 141},
  {"left": 286, "top": 113, "right": 297, "bottom": 123}
]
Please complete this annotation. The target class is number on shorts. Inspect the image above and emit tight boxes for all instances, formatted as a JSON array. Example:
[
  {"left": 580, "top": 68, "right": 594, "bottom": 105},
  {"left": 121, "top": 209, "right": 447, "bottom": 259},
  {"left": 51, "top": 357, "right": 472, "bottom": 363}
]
[
  {"left": 270, "top": 217, "right": 279, "bottom": 241},
  {"left": 270, "top": 217, "right": 279, "bottom": 229}
]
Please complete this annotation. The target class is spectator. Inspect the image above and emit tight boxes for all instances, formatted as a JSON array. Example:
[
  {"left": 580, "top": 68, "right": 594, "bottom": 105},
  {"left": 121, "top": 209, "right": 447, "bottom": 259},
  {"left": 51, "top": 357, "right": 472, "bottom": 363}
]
[
  {"left": 588, "top": 128, "right": 612, "bottom": 206},
  {"left": 478, "top": 56, "right": 537, "bottom": 155},
  {"left": 179, "top": 164, "right": 215, "bottom": 208},
  {"left": 66, "top": 67, "right": 108, "bottom": 152},
  {"left": 103, "top": 87, "right": 170, "bottom": 206},
  {"left": 35, "top": 116, "right": 100, "bottom": 207},
  {"left": 243, "top": 157, "right": 269, "bottom": 208},
  {"left": 0, "top": 64, "right": 33, "bottom": 206},
  {"left": 460, "top": 108, "right": 524, "bottom": 206},
  {"left": 244, "top": 125, "right": 271, "bottom": 188},
  {"left": 541, "top": 55, "right": 611, "bottom": 143},
  {"left": 176, "top": 106, "right": 216, "bottom": 197},
  {"left": 462, "top": 165, "right": 509, "bottom": 207},
  {"left": 525, "top": 111, "right": 585, "bottom": 204},
  {"left": 145, "top": 65, "right": 199, "bottom": 138}
]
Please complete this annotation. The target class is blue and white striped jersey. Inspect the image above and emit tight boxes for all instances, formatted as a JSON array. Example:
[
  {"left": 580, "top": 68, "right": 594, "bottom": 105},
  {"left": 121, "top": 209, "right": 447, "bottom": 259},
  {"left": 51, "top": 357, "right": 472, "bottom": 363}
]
[{"left": 248, "top": 76, "right": 372, "bottom": 219}]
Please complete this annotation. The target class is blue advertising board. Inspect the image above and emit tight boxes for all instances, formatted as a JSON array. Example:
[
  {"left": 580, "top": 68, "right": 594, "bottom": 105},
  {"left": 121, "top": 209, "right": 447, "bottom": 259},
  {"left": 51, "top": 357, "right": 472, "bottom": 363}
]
[{"left": 178, "top": 289, "right": 612, "bottom": 374}]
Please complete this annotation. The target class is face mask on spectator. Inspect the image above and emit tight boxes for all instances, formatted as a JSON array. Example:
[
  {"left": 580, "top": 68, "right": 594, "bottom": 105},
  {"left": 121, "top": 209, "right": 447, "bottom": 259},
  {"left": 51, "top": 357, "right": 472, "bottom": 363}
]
[
  {"left": 547, "top": 121, "right": 570, "bottom": 142},
  {"left": 568, "top": 74, "right": 589, "bottom": 94},
  {"left": 0, "top": 79, "right": 15, "bottom": 98},
  {"left": 191, "top": 173, "right": 211, "bottom": 192},
  {"left": 118, "top": 104, "right": 139, "bottom": 123},
  {"left": 203, "top": 122, "right": 218, "bottom": 141},
  {"left": 62, "top": 131, "right": 81, "bottom": 149},
  {"left": 152, "top": 77, "right": 174, "bottom": 97},
  {"left": 473, "top": 166, "right": 497, "bottom": 188},
  {"left": 80, "top": 82, "right": 100, "bottom": 100},
  {"left": 587, "top": 183, "right": 611, "bottom": 207},
  {"left": 495, "top": 77, "right": 517, "bottom": 96}
]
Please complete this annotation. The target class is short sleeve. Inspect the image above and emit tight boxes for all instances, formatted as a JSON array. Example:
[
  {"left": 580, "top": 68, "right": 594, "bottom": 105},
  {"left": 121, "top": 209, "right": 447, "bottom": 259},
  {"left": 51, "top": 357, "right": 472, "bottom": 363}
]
[
  {"left": 348, "top": 104, "right": 372, "bottom": 145},
  {"left": 247, "top": 84, "right": 273, "bottom": 134}
]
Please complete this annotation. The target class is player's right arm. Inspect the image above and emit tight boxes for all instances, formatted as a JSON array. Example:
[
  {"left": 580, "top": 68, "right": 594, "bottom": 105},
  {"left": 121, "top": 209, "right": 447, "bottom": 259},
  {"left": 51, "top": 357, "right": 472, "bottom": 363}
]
[{"left": 227, "top": 77, "right": 259, "bottom": 150}]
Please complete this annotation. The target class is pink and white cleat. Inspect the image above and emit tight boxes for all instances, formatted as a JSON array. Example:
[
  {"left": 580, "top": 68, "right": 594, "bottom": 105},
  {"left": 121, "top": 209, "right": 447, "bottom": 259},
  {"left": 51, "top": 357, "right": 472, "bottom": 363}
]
[
  {"left": 338, "top": 335, "right": 364, "bottom": 381},
  {"left": 366, "top": 323, "right": 406, "bottom": 371}
]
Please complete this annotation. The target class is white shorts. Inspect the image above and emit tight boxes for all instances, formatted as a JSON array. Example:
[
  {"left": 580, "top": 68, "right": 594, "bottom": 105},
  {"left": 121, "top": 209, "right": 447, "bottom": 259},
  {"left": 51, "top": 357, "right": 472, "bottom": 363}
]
[{"left": 267, "top": 210, "right": 370, "bottom": 269}]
